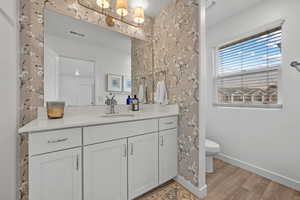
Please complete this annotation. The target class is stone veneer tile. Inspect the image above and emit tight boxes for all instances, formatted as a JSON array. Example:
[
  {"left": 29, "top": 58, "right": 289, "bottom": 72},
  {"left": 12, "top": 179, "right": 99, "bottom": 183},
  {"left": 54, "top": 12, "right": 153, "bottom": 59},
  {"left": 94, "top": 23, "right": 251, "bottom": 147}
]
[{"left": 131, "top": 17, "right": 155, "bottom": 103}]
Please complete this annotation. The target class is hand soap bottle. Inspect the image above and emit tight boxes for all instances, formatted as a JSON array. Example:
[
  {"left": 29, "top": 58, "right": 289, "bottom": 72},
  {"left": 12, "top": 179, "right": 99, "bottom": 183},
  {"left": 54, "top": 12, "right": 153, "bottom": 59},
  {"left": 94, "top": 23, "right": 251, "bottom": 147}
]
[
  {"left": 126, "top": 95, "right": 132, "bottom": 105},
  {"left": 132, "top": 95, "right": 139, "bottom": 111}
]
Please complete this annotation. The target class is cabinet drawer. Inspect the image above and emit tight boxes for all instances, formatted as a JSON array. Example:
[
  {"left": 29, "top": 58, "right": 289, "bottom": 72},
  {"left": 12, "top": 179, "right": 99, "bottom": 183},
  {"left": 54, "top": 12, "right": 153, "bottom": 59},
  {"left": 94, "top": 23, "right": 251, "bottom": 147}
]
[
  {"left": 29, "top": 128, "right": 82, "bottom": 156},
  {"left": 159, "top": 117, "right": 178, "bottom": 131},
  {"left": 84, "top": 119, "right": 158, "bottom": 145}
]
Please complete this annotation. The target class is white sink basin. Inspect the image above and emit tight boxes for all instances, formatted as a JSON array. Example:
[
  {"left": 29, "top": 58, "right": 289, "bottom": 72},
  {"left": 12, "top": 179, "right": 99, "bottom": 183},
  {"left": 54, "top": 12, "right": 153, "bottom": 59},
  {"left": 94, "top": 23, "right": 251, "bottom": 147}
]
[{"left": 100, "top": 113, "right": 135, "bottom": 118}]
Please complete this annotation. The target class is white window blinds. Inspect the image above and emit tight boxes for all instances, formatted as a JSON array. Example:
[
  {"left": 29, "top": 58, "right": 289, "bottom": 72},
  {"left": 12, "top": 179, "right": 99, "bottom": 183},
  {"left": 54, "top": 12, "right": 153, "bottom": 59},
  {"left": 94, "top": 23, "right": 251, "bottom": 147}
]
[{"left": 215, "top": 27, "right": 282, "bottom": 106}]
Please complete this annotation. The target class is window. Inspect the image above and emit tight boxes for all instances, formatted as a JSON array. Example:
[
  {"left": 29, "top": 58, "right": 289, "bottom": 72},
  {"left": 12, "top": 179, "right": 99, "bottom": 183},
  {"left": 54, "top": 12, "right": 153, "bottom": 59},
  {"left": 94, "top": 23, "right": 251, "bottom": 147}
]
[{"left": 214, "top": 27, "right": 282, "bottom": 107}]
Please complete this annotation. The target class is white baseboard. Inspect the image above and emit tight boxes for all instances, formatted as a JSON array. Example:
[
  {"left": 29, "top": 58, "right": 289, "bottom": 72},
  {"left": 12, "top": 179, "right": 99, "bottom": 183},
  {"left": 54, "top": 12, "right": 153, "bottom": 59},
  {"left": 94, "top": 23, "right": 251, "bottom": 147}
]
[
  {"left": 174, "top": 176, "right": 207, "bottom": 199},
  {"left": 217, "top": 153, "right": 300, "bottom": 192}
]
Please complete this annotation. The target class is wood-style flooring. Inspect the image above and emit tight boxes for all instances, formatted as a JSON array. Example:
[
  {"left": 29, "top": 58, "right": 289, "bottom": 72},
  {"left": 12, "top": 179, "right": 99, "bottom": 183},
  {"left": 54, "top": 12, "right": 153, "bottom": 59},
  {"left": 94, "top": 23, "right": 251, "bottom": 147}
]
[{"left": 136, "top": 159, "right": 300, "bottom": 200}]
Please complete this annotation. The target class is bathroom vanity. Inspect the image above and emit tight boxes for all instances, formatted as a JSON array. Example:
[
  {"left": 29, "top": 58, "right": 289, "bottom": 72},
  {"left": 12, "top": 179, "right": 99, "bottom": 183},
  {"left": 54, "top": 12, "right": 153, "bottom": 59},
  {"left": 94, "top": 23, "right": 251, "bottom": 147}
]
[
  {"left": 19, "top": 105, "right": 178, "bottom": 200},
  {"left": 18, "top": 7, "right": 180, "bottom": 200}
]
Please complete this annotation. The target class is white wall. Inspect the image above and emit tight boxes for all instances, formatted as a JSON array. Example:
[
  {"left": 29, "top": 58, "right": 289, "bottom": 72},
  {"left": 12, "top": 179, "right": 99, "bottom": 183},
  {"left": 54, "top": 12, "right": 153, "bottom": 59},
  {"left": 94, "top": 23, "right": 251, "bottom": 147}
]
[
  {"left": 44, "top": 34, "right": 131, "bottom": 105},
  {"left": 0, "top": 1, "right": 17, "bottom": 200},
  {"left": 207, "top": 0, "right": 300, "bottom": 190}
]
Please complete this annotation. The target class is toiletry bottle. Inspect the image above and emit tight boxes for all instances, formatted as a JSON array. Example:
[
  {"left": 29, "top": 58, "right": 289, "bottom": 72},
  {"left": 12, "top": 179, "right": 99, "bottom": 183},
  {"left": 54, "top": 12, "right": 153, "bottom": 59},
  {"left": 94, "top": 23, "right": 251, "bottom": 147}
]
[
  {"left": 132, "top": 95, "right": 140, "bottom": 111},
  {"left": 126, "top": 95, "right": 131, "bottom": 105},
  {"left": 134, "top": 95, "right": 139, "bottom": 102},
  {"left": 135, "top": 95, "right": 140, "bottom": 111},
  {"left": 129, "top": 95, "right": 133, "bottom": 104}
]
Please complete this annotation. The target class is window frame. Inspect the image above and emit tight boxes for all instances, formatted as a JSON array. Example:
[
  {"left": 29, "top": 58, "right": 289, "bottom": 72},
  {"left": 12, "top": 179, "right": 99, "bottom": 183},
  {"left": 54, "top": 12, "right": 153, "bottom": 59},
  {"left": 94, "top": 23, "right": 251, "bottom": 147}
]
[{"left": 212, "top": 20, "right": 284, "bottom": 109}]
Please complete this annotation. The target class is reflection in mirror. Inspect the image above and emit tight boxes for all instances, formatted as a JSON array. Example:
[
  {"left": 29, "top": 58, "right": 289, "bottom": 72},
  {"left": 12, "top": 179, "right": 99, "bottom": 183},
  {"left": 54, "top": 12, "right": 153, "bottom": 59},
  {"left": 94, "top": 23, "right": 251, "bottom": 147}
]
[{"left": 44, "top": 9, "right": 132, "bottom": 106}]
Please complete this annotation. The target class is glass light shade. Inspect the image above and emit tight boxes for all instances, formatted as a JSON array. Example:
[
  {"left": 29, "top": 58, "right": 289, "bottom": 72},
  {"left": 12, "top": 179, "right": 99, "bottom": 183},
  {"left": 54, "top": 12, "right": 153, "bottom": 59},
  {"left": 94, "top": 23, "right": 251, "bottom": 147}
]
[
  {"left": 133, "top": 7, "right": 145, "bottom": 24},
  {"left": 116, "top": 0, "right": 128, "bottom": 17},
  {"left": 96, "top": 0, "right": 110, "bottom": 9}
]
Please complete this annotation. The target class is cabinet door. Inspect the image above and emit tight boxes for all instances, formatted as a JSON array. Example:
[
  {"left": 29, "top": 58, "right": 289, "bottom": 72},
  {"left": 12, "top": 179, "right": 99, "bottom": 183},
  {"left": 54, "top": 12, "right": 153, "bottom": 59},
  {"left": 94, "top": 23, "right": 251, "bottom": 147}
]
[
  {"left": 29, "top": 148, "right": 82, "bottom": 200},
  {"left": 159, "top": 129, "right": 178, "bottom": 184},
  {"left": 128, "top": 133, "right": 158, "bottom": 199},
  {"left": 84, "top": 139, "right": 127, "bottom": 200}
]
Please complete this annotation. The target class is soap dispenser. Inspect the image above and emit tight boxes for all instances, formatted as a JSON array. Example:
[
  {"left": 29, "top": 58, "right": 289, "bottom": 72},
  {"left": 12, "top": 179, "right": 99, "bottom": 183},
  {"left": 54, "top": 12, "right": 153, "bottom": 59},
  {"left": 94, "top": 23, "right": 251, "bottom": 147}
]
[
  {"left": 126, "top": 95, "right": 132, "bottom": 105},
  {"left": 131, "top": 95, "right": 139, "bottom": 111}
]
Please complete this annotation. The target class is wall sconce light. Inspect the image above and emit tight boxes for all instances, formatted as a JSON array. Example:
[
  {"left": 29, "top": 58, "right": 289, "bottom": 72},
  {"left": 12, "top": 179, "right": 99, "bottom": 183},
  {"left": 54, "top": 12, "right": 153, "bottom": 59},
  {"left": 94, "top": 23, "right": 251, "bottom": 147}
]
[
  {"left": 77, "top": 0, "right": 145, "bottom": 27},
  {"left": 116, "top": 0, "right": 128, "bottom": 17},
  {"left": 133, "top": 7, "right": 145, "bottom": 24},
  {"left": 96, "top": 0, "right": 110, "bottom": 9}
]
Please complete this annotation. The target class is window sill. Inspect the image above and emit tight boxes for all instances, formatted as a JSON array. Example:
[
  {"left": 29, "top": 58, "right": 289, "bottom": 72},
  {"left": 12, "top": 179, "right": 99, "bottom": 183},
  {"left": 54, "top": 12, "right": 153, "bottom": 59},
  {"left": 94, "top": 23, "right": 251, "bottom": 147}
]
[{"left": 213, "top": 103, "right": 283, "bottom": 109}]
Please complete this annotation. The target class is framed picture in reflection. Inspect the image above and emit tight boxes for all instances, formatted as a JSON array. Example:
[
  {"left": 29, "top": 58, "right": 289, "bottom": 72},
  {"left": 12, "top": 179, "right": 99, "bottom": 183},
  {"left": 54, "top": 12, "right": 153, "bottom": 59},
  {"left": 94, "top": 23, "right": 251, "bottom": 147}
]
[
  {"left": 123, "top": 76, "right": 132, "bottom": 93},
  {"left": 107, "top": 74, "right": 122, "bottom": 92}
]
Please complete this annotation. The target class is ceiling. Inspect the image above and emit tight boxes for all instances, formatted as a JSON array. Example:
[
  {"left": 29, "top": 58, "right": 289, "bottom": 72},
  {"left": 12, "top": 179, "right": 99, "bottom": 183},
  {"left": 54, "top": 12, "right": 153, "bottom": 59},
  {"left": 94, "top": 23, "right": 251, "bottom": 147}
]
[
  {"left": 128, "top": 0, "right": 173, "bottom": 17},
  {"left": 206, "top": 0, "right": 265, "bottom": 28},
  {"left": 45, "top": 9, "right": 131, "bottom": 53}
]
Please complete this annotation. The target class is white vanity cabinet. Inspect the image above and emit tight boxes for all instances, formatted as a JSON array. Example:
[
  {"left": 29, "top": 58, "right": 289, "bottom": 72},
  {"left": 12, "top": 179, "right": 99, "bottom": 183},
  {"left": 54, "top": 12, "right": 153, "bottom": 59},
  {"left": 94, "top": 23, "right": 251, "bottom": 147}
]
[
  {"left": 27, "top": 116, "right": 178, "bottom": 200},
  {"left": 29, "top": 128, "right": 82, "bottom": 200},
  {"left": 84, "top": 139, "right": 127, "bottom": 200},
  {"left": 128, "top": 133, "right": 159, "bottom": 199},
  {"left": 158, "top": 117, "right": 178, "bottom": 184},
  {"left": 158, "top": 129, "right": 178, "bottom": 184},
  {"left": 29, "top": 148, "right": 82, "bottom": 200}
]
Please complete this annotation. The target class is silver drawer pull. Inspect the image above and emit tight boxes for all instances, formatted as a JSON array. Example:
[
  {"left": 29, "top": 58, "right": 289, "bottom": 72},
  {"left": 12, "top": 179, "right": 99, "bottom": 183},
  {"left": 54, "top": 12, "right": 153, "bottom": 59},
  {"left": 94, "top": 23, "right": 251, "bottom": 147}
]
[
  {"left": 160, "top": 136, "right": 164, "bottom": 146},
  {"left": 165, "top": 121, "right": 174, "bottom": 125},
  {"left": 130, "top": 143, "right": 134, "bottom": 155},
  {"left": 47, "top": 138, "right": 68, "bottom": 144},
  {"left": 123, "top": 144, "right": 127, "bottom": 157},
  {"left": 76, "top": 154, "right": 79, "bottom": 171}
]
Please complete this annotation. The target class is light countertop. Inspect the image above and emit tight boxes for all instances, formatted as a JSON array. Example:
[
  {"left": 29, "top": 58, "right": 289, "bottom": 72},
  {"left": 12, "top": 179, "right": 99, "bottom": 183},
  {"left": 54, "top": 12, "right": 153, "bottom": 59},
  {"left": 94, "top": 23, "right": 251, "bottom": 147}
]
[{"left": 19, "top": 104, "right": 179, "bottom": 134}]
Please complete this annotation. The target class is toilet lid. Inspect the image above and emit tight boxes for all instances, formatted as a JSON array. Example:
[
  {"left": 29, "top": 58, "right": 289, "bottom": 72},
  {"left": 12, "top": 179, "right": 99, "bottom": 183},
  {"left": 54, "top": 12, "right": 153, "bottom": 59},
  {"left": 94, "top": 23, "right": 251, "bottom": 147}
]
[{"left": 205, "top": 139, "right": 220, "bottom": 153}]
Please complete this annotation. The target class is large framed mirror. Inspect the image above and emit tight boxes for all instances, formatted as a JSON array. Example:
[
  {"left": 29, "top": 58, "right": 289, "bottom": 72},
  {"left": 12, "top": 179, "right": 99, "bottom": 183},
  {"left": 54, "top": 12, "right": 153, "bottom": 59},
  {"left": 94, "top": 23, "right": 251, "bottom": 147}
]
[{"left": 44, "top": 9, "right": 132, "bottom": 106}]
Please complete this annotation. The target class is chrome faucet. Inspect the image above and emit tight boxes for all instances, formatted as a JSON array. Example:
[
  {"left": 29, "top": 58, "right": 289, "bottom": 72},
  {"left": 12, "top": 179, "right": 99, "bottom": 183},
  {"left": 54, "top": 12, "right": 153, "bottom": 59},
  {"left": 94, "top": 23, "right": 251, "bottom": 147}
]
[{"left": 105, "top": 95, "right": 118, "bottom": 114}]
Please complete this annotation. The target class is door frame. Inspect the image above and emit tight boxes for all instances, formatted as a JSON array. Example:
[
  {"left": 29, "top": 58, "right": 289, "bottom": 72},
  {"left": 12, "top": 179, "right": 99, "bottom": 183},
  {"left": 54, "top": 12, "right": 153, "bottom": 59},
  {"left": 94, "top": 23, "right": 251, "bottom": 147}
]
[
  {"left": 198, "top": 0, "right": 208, "bottom": 196},
  {"left": 57, "top": 55, "right": 96, "bottom": 105}
]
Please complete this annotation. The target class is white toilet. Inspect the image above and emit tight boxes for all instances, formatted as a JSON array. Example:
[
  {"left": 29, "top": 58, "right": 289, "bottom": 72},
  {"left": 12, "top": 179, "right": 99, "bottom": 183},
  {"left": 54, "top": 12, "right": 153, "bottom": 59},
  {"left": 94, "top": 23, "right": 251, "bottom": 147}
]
[{"left": 205, "top": 139, "right": 220, "bottom": 173}]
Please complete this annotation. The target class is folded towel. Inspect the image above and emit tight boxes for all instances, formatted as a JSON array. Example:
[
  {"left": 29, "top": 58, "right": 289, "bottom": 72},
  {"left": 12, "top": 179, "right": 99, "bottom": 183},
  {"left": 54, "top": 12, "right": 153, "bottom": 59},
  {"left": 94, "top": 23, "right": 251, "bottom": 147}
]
[{"left": 154, "top": 80, "right": 168, "bottom": 105}]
